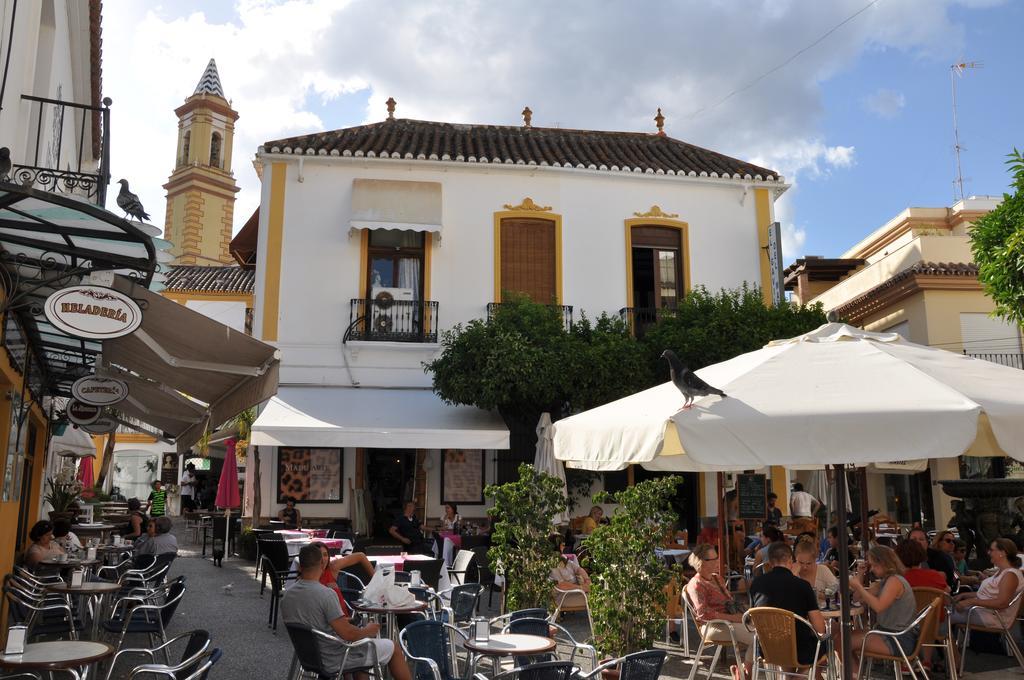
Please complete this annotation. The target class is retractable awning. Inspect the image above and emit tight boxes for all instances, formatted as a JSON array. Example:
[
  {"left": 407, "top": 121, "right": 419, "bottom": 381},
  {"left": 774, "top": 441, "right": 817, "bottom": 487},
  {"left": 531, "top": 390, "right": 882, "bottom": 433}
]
[
  {"left": 251, "top": 387, "right": 508, "bottom": 450},
  {"left": 350, "top": 179, "right": 442, "bottom": 232},
  {"left": 99, "top": 276, "right": 280, "bottom": 453}
]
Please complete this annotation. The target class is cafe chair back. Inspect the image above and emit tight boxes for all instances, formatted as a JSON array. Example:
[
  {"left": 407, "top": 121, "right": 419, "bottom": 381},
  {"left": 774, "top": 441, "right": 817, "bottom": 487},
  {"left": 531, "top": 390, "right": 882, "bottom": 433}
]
[
  {"left": 475, "top": 660, "right": 577, "bottom": 680},
  {"left": 580, "top": 650, "right": 667, "bottom": 680},
  {"left": 3, "top": 578, "right": 79, "bottom": 640},
  {"left": 103, "top": 577, "right": 187, "bottom": 658},
  {"left": 105, "top": 628, "right": 210, "bottom": 680},
  {"left": 551, "top": 587, "right": 593, "bottom": 635},
  {"left": 285, "top": 623, "right": 383, "bottom": 680},
  {"left": 682, "top": 588, "right": 743, "bottom": 680},
  {"left": 857, "top": 596, "right": 940, "bottom": 680},
  {"left": 448, "top": 550, "right": 477, "bottom": 586},
  {"left": 503, "top": 616, "right": 598, "bottom": 672},
  {"left": 129, "top": 647, "right": 222, "bottom": 680},
  {"left": 413, "top": 558, "right": 445, "bottom": 591},
  {"left": 911, "top": 587, "right": 959, "bottom": 680},
  {"left": 399, "top": 618, "right": 469, "bottom": 680},
  {"left": 953, "top": 585, "right": 1024, "bottom": 677},
  {"left": 470, "top": 546, "right": 502, "bottom": 610},
  {"left": 446, "top": 584, "right": 484, "bottom": 626},
  {"left": 260, "top": 555, "right": 285, "bottom": 632},
  {"left": 742, "top": 607, "right": 828, "bottom": 680}
]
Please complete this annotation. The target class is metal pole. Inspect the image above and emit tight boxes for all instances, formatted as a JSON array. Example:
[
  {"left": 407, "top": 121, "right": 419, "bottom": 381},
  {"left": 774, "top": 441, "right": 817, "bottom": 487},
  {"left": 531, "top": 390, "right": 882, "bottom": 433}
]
[
  {"left": 834, "top": 464, "right": 853, "bottom": 680},
  {"left": 858, "top": 466, "right": 871, "bottom": 559},
  {"left": 716, "top": 472, "right": 727, "bottom": 569},
  {"left": 98, "top": 99, "right": 111, "bottom": 207}
]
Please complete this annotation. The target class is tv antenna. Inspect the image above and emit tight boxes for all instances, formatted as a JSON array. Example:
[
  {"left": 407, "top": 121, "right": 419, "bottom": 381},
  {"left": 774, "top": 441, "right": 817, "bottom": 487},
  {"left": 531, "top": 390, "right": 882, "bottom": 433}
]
[{"left": 950, "top": 61, "right": 982, "bottom": 202}]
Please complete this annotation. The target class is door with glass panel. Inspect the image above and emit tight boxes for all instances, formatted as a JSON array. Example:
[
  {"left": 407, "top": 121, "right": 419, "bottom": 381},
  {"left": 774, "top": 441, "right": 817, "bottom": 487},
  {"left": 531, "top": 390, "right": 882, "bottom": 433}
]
[{"left": 630, "top": 226, "right": 684, "bottom": 335}]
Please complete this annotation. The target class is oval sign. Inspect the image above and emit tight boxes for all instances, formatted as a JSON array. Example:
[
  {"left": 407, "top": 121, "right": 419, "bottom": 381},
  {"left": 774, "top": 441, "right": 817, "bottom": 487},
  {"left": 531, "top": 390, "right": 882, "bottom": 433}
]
[
  {"left": 67, "top": 399, "right": 102, "bottom": 425},
  {"left": 71, "top": 376, "right": 129, "bottom": 406},
  {"left": 82, "top": 415, "right": 119, "bottom": 435},
  {"left": 44, "top": 285, "right": 143, "bottom": 340}
]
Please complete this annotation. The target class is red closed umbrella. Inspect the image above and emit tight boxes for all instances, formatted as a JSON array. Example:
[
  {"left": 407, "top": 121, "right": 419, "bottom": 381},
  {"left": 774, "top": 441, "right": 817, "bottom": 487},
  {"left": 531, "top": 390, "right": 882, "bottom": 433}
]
[
  {"left": 214, "top": 439, "right": 240, "bottom": 564},
  {"left": 77, "top": 455, "right": 95, "bottom": 498}
]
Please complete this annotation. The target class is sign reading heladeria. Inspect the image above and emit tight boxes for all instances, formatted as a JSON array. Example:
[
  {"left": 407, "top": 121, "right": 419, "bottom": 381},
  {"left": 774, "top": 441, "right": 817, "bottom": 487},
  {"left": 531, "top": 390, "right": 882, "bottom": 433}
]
[
  {"left": 44, "top": 285, "right": 143, "bottom": 340},
  {"left": 71, "top": 376, "right": 129, "bottom": 406}
]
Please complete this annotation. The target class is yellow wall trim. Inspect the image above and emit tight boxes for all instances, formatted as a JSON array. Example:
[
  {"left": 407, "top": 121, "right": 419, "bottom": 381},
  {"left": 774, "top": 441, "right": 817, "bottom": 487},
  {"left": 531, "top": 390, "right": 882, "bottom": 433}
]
[
  {"left": 492, "top": 205, "right": 563, "bottom": 304},
  {"left": 114, "top": 433, "right": 158, "bottom": 444},
  {"left": 754, "top": 188, "right": 773, "bottom": 305},
  {"left": 261, "top": 163, "right": 286, "bottom": 341},
  {"left": 623, "top": 216, "right": 692, "bottom": 309},
  {"left": 357, "top": 229, "right": 369, "bottom": 299}
]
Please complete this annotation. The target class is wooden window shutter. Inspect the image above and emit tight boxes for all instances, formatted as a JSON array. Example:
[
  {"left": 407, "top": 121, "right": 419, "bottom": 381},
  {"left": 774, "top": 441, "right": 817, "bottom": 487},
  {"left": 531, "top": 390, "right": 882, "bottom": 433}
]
[
  {"left": 631, "top": 226, "right": 681, "bottom": 249},
  {"left": 500, "top": 218, "right": 556, "bottom": 302}
]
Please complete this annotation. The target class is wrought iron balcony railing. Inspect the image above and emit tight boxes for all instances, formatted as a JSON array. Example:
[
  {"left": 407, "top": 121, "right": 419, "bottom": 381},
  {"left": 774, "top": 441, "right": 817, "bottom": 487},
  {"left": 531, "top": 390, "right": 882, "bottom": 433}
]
[
  {"left": 348, "top": 298, "right": 439, "bottom": 343},
  {"left": 964, "top": 352, "right": 1024, "bottom": 370},
  {"left": 486, "top": 302, "right": 574, "bottom": 330},
  {"left": 618, "top": 307, "right": 671, "bottom": 338},
  {"left": 10, "top": 94, "right": 112, "bottom": 206}
]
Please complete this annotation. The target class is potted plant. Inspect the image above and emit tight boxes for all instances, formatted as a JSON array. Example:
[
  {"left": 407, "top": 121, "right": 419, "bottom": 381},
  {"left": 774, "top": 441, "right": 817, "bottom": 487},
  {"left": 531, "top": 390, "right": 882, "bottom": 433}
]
[
  {"left": 587, "top": 475, "right": 682, "bottom": 662},
  {"left": 486, "top": 462, "right": 567, "bottom": 611},
  {"left": 43, "top": 467, "right": 83, "bottom": 522}
]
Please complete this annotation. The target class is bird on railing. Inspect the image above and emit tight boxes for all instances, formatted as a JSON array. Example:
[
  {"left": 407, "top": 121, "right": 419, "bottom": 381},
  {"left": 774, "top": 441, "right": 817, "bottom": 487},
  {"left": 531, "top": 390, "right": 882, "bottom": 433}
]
[
  {"left": 0, "top": 147, "right": 11, "bottom": 182},
  {"left": 116, "top": 179, "right": 150, "bottom": 222},
  {"left": 661, "top": 349, "right": 727, "bottom": 411}
]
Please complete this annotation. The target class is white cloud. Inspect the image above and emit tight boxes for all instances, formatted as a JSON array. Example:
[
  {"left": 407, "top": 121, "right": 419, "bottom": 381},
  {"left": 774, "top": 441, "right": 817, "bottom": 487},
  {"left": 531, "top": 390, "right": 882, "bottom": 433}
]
[
  {"left": 863, "top": 88, "right": 907, "bottom": 118},
  {"left": 781, "top": 222, "right": 808, "bottom": 261},
  {"left": 101, "top": 0, "right": 983, "bottom": 243}
]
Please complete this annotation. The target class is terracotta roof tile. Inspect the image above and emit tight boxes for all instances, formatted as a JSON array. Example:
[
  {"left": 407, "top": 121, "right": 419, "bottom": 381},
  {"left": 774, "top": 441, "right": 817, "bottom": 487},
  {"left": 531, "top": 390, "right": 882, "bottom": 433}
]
[
  {"left": 832, "top": 261, "right": 978, "bottom": 319},
  {"left": 262, "top": 118, "right": 781, "bottom": 181},
  {"left": 163, "top": 265, "right": 254, "bottom": 294}
]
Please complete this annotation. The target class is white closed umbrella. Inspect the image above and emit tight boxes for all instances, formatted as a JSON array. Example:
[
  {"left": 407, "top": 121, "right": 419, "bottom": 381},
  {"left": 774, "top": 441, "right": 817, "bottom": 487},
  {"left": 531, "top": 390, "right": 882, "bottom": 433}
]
[{"left": 534, "top": 413, "right": 570, "bottom": 525}]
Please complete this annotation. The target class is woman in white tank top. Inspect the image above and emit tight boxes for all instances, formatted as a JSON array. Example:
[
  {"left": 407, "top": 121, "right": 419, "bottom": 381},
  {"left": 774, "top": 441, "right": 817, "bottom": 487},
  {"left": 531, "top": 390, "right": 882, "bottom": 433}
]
[{"left": 952, "top": 538, "right": 1024, "bottom": 629}]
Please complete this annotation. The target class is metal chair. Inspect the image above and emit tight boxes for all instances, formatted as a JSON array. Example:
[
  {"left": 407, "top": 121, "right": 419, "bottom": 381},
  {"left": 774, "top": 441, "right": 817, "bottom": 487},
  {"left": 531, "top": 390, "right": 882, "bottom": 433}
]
[
  {"left": 551, "top": 587, "right": 593, "bottom": 634},
  {"left": 102, "top": 578, "right": 187, "bottom": 660},
  {"left": 683, "top": 588, "right": 745, "bottom": 680},
  {"left": 285, "top": 622, "right": 385, "bottom": 680},
  {"left": 474, "top": 660, "right": 577, "bottom": 680},
  {"left": 911, "top": 587, "right": 959, "bottom": 680},
  {"left": 448, "top": 550, "right": 477, "bottom": 586},
  {"left": 742, "top": 607, "right": 830, "bottom": 680},
  {"left": 580, "top": 650, "right": 667, "bottom": 680},
  {"left": 953, "top": 587, "right": 1024, "bottom": 677},
  {"left": 104, "top": 629, "right": 211, "bottom": 680},
  {"left": 857, "top": 597, "right": 940, "bottom": 680},
  {"left": 443, "top": 583, "right": 484, "bottom": 630},
  {"left": 3, "top": 581, "right": 80, "bottom": 640},
  {"left": 128, "top": 647, "right": 222, "bottom": 680},
  {"left": 399, "top": 618, "right": 469, "bottom": 680},
  {"left": 504, "top": 617, "right": 598, "bottom": 672}
]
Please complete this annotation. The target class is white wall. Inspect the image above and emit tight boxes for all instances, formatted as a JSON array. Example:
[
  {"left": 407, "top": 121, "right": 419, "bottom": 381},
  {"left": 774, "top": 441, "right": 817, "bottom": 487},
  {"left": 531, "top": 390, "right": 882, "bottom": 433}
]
[{"left": 184, "top": 299, "right": 246, "bottom": 332}]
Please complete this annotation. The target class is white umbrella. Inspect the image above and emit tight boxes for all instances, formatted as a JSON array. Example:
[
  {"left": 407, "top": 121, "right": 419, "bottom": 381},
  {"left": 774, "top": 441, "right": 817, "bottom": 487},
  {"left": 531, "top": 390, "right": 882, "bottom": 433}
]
[{"left": 534, "top": 413, "right": 570, "bottom": 525}]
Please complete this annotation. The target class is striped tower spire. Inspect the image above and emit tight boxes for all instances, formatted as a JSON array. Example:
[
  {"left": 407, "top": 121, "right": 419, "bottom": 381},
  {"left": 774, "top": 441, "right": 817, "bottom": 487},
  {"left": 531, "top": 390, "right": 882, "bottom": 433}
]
[{"left": 193, "top": 58, "right": 225, "bottom": 99}]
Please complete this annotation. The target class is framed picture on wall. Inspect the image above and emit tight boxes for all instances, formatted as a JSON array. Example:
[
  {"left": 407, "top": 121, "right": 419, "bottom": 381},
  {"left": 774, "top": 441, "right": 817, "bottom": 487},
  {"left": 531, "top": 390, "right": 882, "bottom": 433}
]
[
  {"left": 277, "top": 448, "right": 344, "bottom": 503},
  {"left": 441, "top": 450, "right": 485, "bottom": 505}
]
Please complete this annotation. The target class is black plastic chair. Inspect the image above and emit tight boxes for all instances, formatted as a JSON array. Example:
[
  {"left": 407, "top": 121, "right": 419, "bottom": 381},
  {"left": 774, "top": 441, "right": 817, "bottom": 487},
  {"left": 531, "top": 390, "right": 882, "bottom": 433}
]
[
  {"left": 399, "top": 619, "right": 468, "bottom": 680},
  {"left": 580, "top": 650, "right": 666, "bottom": 680},
  {"left": 103, "top": 578, "right": 187, "bottom": 658},
  {"left": 104, "top": 629, "right": 210, "bottom": 680},
  {"left": 285, "top": 622, "right": 383, "bottom": 679},
  {"left": 504, "top": 617, "right": 598, "bottom": 672},
  {"left": 411, "top": 558, "right": 445, "bottom": 591},
  {"left": 471, "top": 546, "right": 501, "bottom": 608},
  {"left": 128, "top": 647, "right": 223, "bottom": 680},
  {"left": 260, "top": 556, "right": 285, "bottom": 632},
  {"left": 259, "top": 537, "right": 295, "bottom": 595},
  {"left": 476, "top": 660, "right": 577, "bottom": 680},
  {"left": 447, "top": 584, "right": 484, "bottom": 626}
]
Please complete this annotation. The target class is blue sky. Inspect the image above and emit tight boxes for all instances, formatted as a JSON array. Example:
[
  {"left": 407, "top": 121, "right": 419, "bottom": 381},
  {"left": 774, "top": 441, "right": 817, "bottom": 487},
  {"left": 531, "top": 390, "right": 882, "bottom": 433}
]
[{"left": 103, "top": 0, "right": 1022, "bottom": 266}]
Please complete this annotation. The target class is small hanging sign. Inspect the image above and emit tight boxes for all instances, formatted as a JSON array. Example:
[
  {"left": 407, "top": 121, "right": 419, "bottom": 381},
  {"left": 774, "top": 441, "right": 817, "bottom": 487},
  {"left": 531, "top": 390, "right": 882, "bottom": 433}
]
[
  {"left": 72, "top": 376, "right": 129, "bottom": 406},
  {"left": 67, "top": 399, "right": 102, "bottom": 426},
  {"left": 82, "top": 415, "right": 119, "bottom": 435},
  {"left": 44, "top": 285, "right": 143, "bottom": 340}
]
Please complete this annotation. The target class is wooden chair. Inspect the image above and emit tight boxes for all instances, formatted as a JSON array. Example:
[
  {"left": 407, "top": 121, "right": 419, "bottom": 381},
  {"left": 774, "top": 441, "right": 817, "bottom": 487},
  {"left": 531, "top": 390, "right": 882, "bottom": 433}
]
[
  {"left": 682, "top": 588, "right": 746, "bottom": 680},
  {"left": 857, "top": 597, "right": 940, "bottom": 680},
  {"left": 952, "top": 587, "right": 1024, "bottom": 677},
  {"left": 742, "top": 607, "right": 829, "bottom": 680},
  {"left": 911, "top": 587, "right": 958, "bottom": 680}
]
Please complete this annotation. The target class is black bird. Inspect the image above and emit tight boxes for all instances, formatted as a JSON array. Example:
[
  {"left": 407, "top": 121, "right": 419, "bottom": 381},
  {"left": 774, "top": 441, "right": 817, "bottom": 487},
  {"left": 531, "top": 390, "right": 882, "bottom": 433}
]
[
  {"left": 0, "top": 147, "right": 11, "bottom": 182},
  {"left": 116, "top": 179, "right": 150, "bottom": 222},
  {"left": 661, "top": 349, "right": 727, "bottom": 410}
]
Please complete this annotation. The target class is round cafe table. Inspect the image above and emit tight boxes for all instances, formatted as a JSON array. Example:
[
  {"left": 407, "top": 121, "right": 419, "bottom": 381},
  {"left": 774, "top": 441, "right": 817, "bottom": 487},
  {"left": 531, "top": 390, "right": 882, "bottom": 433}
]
[
  {"left": 351, "top": 599, "right": 428, "bottom": 642},
  {"left": 39, "top": 556, "right": 102, "bottom": 579},
  {"left": 464, "top": 633, "right": 556, "bottom": 675},
  {"left": 0, "top": 640, "right": 113, "bottom": 679},
  {"left": 46, "top": 581, "right": 122, "bottom": 639}
]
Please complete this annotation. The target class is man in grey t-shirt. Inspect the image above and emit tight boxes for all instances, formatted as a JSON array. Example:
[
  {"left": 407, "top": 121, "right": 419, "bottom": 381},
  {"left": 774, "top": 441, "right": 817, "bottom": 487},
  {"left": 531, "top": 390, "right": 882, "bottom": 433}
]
[{"left": 281, "top": 544, "right": 412, "bottom": 680}]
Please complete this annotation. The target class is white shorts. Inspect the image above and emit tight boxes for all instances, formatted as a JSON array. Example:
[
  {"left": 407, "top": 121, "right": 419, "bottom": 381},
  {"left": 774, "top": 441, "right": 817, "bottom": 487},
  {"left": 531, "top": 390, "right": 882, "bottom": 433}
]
[{"left": 346, "top": 638, "right": 394, "bottom": 668}]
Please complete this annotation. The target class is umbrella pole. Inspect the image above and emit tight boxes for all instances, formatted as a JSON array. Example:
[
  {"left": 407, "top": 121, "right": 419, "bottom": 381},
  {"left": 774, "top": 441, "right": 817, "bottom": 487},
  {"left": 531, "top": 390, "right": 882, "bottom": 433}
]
[
  {"left": 834, "top": 464, "right": 853, "bottom": 680},
  {"left": 224, "top": 507, "right": 230, "bottom": 562},
  {"left": 716, "top": 472, "right": 727, "bottom": 573},
  {"left": 858, "top": 466, "right": 870, "bottom": 559}
]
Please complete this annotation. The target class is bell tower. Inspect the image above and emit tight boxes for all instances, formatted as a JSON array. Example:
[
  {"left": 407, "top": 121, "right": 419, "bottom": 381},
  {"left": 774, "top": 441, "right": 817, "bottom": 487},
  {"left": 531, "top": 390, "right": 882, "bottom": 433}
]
[{"left": 163, "top": 59, "right": 240, "bottom": 264}]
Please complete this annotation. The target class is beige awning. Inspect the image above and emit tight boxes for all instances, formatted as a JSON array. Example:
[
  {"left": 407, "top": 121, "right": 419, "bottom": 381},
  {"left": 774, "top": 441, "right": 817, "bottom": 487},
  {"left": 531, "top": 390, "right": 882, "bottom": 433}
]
[
  {"left": 350, "top": 179, "right": 442, "bottom": 232},
  {"left": 100, "top": 276, "right": 280, "bottom": 453}
]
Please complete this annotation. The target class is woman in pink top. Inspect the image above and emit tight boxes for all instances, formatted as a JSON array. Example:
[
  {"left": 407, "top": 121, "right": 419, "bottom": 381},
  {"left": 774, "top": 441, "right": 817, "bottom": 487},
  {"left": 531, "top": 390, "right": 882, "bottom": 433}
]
[
  {"left": 684, "top": 543, "right": 753, "bottom": 679},
  {"left": 952, "top": 538, "right": 1024, "bottom": 629}
]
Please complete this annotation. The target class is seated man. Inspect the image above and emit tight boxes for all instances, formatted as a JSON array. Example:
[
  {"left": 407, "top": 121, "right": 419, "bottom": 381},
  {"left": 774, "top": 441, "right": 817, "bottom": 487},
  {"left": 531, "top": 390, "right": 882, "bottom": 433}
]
[
  {"left": 749, "top": 541, "right": 827, "bottom": 669},
  {"left": 136, "top": 516, "right": 178, "bottom": 557},
  {"left": 282, "top": 544, "right": 412, "bottom": 680},
  {"left": 388, "top": 502, "right": 433, "bottom": 554}
]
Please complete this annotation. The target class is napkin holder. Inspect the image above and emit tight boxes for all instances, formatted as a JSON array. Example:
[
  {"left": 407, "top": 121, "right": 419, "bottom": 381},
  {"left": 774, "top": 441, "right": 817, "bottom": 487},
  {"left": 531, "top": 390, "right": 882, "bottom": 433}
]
[
  {"left": 474, "top": 617, "right": 490, "bottom": 642},
  {"left": 4, "top": 625, "right": 26, "bottom": 655},
  {"left": 70, "top": 569, "right": 85, "bottom": 587}
]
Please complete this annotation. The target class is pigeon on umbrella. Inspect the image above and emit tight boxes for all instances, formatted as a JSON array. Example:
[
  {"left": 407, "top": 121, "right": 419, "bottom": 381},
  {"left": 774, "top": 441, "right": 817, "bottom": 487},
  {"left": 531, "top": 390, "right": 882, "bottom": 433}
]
[
  {"left": 661, "top": 349, "right": 727, "bottom": 410},
  {"left": 0, "top": 147, "right": 11, "bottom": 182},
  {"left": 116, "top": 179, "right": 150, "bottom": 222}
]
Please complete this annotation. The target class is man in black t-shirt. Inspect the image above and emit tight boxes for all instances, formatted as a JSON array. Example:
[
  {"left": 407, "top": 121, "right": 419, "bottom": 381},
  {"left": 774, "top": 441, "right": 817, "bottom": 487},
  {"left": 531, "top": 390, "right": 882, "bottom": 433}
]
[
  {"left": 749, "top": 542, "right": 827, "bottom": 667},
  {"left": 389, "top": 502, "right": 432, "bottom": 554}
]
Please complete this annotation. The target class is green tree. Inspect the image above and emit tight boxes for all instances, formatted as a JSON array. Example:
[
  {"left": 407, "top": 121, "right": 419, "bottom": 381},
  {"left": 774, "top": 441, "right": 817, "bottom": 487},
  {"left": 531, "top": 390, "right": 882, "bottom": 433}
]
[
  {"left": 587, "top": 475, "right": 682, "bottom": 657},
  {"left": 970, "top": 149, "right": 1024, "bottom": 326},
  {"left": 485, "top": 463, "right": 567, "bottom": 610}
]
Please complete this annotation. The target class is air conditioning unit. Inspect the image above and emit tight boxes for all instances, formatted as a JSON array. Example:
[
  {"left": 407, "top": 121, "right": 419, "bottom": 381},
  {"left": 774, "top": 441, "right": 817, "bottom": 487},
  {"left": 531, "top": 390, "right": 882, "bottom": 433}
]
[{"left": 370, "top": 287, "right": 415, "bottom": 335}]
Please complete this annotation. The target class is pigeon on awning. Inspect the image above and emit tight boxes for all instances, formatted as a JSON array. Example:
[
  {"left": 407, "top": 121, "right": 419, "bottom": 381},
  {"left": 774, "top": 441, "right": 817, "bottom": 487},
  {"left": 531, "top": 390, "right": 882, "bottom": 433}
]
[{"left": 116, "top": 179, "right": 150, "bottom": 222}]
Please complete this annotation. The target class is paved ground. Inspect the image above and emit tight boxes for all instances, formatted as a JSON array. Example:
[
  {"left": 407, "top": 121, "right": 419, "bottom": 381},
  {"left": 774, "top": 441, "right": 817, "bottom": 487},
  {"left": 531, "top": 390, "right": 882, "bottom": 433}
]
[{"left": 112, "top": 522, "right": 1021, "bottom": 679}]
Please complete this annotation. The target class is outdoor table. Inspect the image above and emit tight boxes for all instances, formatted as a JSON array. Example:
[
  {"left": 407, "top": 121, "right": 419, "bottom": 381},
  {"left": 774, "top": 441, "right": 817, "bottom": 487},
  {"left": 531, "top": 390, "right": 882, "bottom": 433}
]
[
  {"left": 659, "top": 548, "right": 691, "bottom": 565},
  {"left": 284, "top": 537, "right": 352, "bottom": 558},
  {"left": 46, "top": 581, "right": 122, "bottom": 639},
  {"left": 39, "top": 556, "right": 101, "bottom": 579},
  {"left": 370, "top": 554, "right": 452, "bottom": 593},
  {"left": 0, "top": 640, "right": 113, "bottom": 679},
  {"left": 72, "top": 524, "right": 116, "bottom": 541},
  {"left": 463, "top": 633, "right": 556, "bottom": 675},
  {"left": 351, "top": 599, "right": 428, "bottom": 642}
]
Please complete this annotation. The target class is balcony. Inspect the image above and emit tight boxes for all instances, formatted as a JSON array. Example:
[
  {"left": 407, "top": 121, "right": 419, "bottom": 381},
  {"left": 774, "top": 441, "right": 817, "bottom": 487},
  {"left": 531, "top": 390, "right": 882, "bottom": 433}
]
[
  {"left": 618, "top": 307, "right": 672, "bottom": 338},
  {"left": 9, "top": 94, "right": 111, "bottom": 206},
  {"left": 348, "top": 298, "right": 439, "bottom": 343},
  {"left": 964, "top": 352, "right": 1024, "bottom": 370},
  {"left": 486, "top": 302, "right": 574, "bottom": 330}
]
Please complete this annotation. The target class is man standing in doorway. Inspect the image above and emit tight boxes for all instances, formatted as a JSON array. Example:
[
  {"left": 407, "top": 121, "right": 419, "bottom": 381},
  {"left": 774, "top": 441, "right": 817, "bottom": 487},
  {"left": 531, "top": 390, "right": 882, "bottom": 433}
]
[
  {"left": 789, "top": 483, "right": 820, "bottom": 521},
  {"left": 389, "top": 501, "right": 431, "bottom": 554},
  {"left": 180, "top": 463, "right": 197, "bottom": 513},
  {"left": 147, "top": 480, "right": 167, "bottom": 518}
]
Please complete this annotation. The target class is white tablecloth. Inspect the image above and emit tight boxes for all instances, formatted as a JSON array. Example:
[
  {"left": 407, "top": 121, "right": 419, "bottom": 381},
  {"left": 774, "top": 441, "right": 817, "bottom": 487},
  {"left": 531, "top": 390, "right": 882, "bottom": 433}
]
[{"left": 370, "top": 554, "right": 452, "bottom": 593}]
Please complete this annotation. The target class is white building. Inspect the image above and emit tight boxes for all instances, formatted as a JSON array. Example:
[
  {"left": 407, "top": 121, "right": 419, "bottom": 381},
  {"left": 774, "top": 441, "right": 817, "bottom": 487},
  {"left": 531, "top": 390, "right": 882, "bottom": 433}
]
[{"left": 248, "top": 104, "right": 788, "bottom": 535}]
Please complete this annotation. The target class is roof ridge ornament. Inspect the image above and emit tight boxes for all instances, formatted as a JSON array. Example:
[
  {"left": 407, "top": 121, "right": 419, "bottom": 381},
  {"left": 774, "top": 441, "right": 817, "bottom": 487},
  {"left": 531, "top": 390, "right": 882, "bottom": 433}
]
[
  {"left": 386, "top": 97, "right": 397, "bottom": 120},
  {"left": 633, "top": 205, "right": 678, "bottom": 218},
  {"left": 654, "top": 108, "right": 665, "bottom": 136},
  {"left": 503, "top": 197, "right": 552, "bottom": 211},
  {"left": 522, "top": 106, "right": 532, "bottom": 128}
]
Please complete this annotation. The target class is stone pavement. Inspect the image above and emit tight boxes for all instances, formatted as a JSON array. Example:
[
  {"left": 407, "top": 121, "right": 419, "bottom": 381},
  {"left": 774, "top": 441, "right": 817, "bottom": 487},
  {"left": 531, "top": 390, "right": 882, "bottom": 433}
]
[{"left": 115, "top": 522, "right": 1019, "bottom": 679}]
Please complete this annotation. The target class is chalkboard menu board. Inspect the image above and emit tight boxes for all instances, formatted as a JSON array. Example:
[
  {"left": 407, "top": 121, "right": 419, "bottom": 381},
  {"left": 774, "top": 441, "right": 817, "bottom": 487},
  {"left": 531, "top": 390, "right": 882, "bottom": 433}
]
[{"left": 737, "top": 473, "right": 767, "bottom": 520}]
